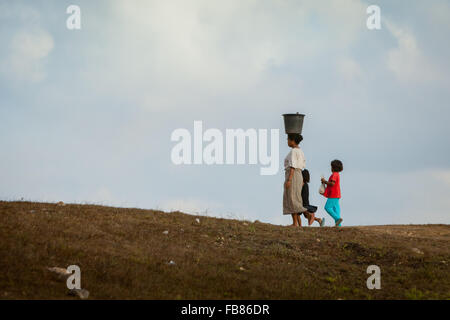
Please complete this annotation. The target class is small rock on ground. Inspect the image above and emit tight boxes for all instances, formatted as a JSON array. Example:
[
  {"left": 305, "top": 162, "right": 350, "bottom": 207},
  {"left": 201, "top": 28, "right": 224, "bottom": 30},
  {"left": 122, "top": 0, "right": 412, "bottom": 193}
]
[
  {"left": 68, "top": 289, "right": 89, "bottom": 299},
  {"left": 47, "top": 267, "right": 70, "bottom": 280},
  {"left": 411, "top": 248, "right": 424, "bottom": 255}
]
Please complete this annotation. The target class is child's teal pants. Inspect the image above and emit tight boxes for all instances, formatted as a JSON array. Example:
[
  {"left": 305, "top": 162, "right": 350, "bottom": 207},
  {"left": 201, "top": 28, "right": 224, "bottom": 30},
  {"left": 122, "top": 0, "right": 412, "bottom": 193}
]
[{"left": 325, "top": 198, "right": 341, "bottom": 226}]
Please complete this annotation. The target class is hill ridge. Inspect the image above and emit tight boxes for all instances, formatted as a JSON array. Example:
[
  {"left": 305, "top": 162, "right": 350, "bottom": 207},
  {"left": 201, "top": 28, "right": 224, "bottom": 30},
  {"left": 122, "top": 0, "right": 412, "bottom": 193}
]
[{"left": 0, "top": 201, "right": 449, "bottom": 299}]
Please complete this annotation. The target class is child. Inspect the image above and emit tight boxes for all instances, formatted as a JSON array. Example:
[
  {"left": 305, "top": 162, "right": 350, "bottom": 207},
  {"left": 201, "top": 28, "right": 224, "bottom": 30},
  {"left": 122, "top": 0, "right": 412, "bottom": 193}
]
[
  {"left": 299, "top": 169, "right": 325, "bottom": 226},
  {"left": 321, "top": 160, "right": 343, "bottom": 227}
]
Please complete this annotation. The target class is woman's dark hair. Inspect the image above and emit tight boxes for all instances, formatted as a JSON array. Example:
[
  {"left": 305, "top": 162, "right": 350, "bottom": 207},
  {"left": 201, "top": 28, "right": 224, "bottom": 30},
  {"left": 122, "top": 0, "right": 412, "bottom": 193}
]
[
  {"left": 331, "top": 159, "right": 343, "bottom": 172},
  {"left": 287, "top": 133, "right": 303, "bottom": 145},
  {"left": 302, "top": 169, "right": 310, "bottom": 183}
]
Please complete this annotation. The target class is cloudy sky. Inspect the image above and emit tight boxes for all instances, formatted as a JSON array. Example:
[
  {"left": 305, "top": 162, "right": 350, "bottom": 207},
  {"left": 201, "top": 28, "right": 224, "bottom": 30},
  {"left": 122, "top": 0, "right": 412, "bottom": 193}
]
[{"left": 1, "top": 0, "right": 449, "bottom": 226}]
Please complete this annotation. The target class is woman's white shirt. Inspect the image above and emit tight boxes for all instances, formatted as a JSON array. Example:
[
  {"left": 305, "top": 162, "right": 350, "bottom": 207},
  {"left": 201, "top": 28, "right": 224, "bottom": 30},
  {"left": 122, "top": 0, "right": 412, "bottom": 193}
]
[{"left": 284, "top": 147, "right": 306, "bottom": 170}]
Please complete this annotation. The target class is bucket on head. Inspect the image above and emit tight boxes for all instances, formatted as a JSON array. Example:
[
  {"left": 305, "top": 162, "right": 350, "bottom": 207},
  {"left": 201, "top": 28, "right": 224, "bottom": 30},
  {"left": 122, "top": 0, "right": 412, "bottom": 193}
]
[{"left": 283, "top": 113, "right": 305, "bottom": 134}]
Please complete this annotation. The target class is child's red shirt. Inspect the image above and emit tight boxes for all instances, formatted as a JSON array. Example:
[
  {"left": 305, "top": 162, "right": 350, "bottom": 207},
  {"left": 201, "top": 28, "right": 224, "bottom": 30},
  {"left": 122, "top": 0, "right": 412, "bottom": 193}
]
[{"left": 324, "top": 172, "right": 341, "bottom": 198}]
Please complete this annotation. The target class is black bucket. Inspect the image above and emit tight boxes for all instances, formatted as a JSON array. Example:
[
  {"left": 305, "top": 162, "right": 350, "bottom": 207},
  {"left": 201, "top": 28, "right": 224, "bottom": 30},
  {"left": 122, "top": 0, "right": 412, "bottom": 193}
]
[{"left": 283, "top": 113, "right": 305, "bottom": 134}]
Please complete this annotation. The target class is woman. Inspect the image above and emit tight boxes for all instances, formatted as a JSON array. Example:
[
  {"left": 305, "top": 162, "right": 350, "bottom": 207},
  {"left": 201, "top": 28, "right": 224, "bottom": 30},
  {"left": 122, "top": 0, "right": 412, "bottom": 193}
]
[{"left": 283, "top": 133, "right": 307, "bottom": 226}]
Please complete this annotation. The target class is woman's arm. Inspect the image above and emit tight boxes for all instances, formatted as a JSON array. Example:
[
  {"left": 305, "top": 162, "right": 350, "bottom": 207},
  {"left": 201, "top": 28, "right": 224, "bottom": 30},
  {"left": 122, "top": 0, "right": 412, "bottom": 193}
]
[{"left": 285, "top": 167, "right": 295, "bottom": 189}]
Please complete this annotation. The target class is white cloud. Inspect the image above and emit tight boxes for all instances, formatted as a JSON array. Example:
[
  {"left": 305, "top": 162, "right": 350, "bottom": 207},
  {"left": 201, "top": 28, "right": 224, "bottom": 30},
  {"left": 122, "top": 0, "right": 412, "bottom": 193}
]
[
  {"left": 0, "top": 3, "right": 54, "bottom": 83},
  {"left": 343, "top": 168, "right": 450, "bottom": 225},
  {"left": 337, "top": 57, "right": 363, "bottom": 81},
  {"left": 91, "top": 187, "right": 115, "bottom": 203},
  {"left": 78, "top": 0, "right": 368, "bottom": 110},
  {"left": 0, "top": 2, "right": 40, "bottom": 23},
  {"left": 385, "top": 20, "right": 439, "bottom": 84},
  {"left": 427, "top": 1, "right": 450, "bottom": 29},
  {"left": 6, "top": 29, "right": 54, "bottom": 82},
  {"left": 431, "top": 169, "right": 450, "bottom": 188}
]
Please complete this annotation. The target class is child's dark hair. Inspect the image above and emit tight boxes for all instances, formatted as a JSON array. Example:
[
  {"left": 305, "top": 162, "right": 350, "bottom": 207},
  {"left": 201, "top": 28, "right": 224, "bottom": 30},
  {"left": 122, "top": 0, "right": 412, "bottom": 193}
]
[
  {"left": 287, "top": 133, "right": 303, "bottom": 145},
  {"left": 302, "top": 169, "right": 310, "bottom": 183},
  {"left": 331, "top": 159, "right": 343, "bottom": 172}
]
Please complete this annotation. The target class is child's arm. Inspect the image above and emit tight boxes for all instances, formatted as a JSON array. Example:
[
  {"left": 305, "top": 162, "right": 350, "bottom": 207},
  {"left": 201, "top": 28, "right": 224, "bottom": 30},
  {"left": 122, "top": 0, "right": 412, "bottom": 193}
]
[{"left": 321, "top": 177, "right": 335, "bottom": 186}]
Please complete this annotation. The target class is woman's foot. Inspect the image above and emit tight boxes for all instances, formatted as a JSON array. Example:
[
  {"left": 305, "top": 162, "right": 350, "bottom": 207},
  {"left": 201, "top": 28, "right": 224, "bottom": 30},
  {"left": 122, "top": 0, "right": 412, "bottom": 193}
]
[
  {"left": 335, "top": 218, "right": 343, "bottom": 227},
  {"left": 291, "top": 214, "right": 299, "bottom": 227}
]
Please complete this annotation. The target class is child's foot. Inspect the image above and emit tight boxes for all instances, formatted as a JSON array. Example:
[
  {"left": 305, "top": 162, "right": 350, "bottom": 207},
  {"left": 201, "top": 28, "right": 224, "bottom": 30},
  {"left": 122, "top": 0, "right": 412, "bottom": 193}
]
[
  {"left": 320, "top": 218, "right": 325, "bottom": 227},
  {"left": 335, "top": 218, "right": 343, "bottom": 227},
  {"left": 308, "top": 212, "right": 315, "bottom": 226}
]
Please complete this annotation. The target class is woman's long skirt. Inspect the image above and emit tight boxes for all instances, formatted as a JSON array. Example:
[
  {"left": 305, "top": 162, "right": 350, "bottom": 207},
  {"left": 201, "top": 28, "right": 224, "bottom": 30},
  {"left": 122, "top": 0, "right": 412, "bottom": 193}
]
[{"left": 283, "top": 168, "right": 306, "bottom": 215}]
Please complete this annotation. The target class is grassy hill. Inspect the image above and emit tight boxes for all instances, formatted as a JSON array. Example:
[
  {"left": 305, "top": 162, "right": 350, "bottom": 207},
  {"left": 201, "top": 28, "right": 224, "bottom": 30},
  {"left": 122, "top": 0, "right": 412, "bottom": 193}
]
[{"left": 0, "top": 200, "right": 449, "bottom": 299}]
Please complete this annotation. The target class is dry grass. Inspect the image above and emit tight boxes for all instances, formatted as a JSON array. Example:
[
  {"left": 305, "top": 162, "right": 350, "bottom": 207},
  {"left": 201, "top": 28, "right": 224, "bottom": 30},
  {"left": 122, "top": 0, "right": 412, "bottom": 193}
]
[{"left": 0, "top": 200, "right": 449, "bottom": 299}]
